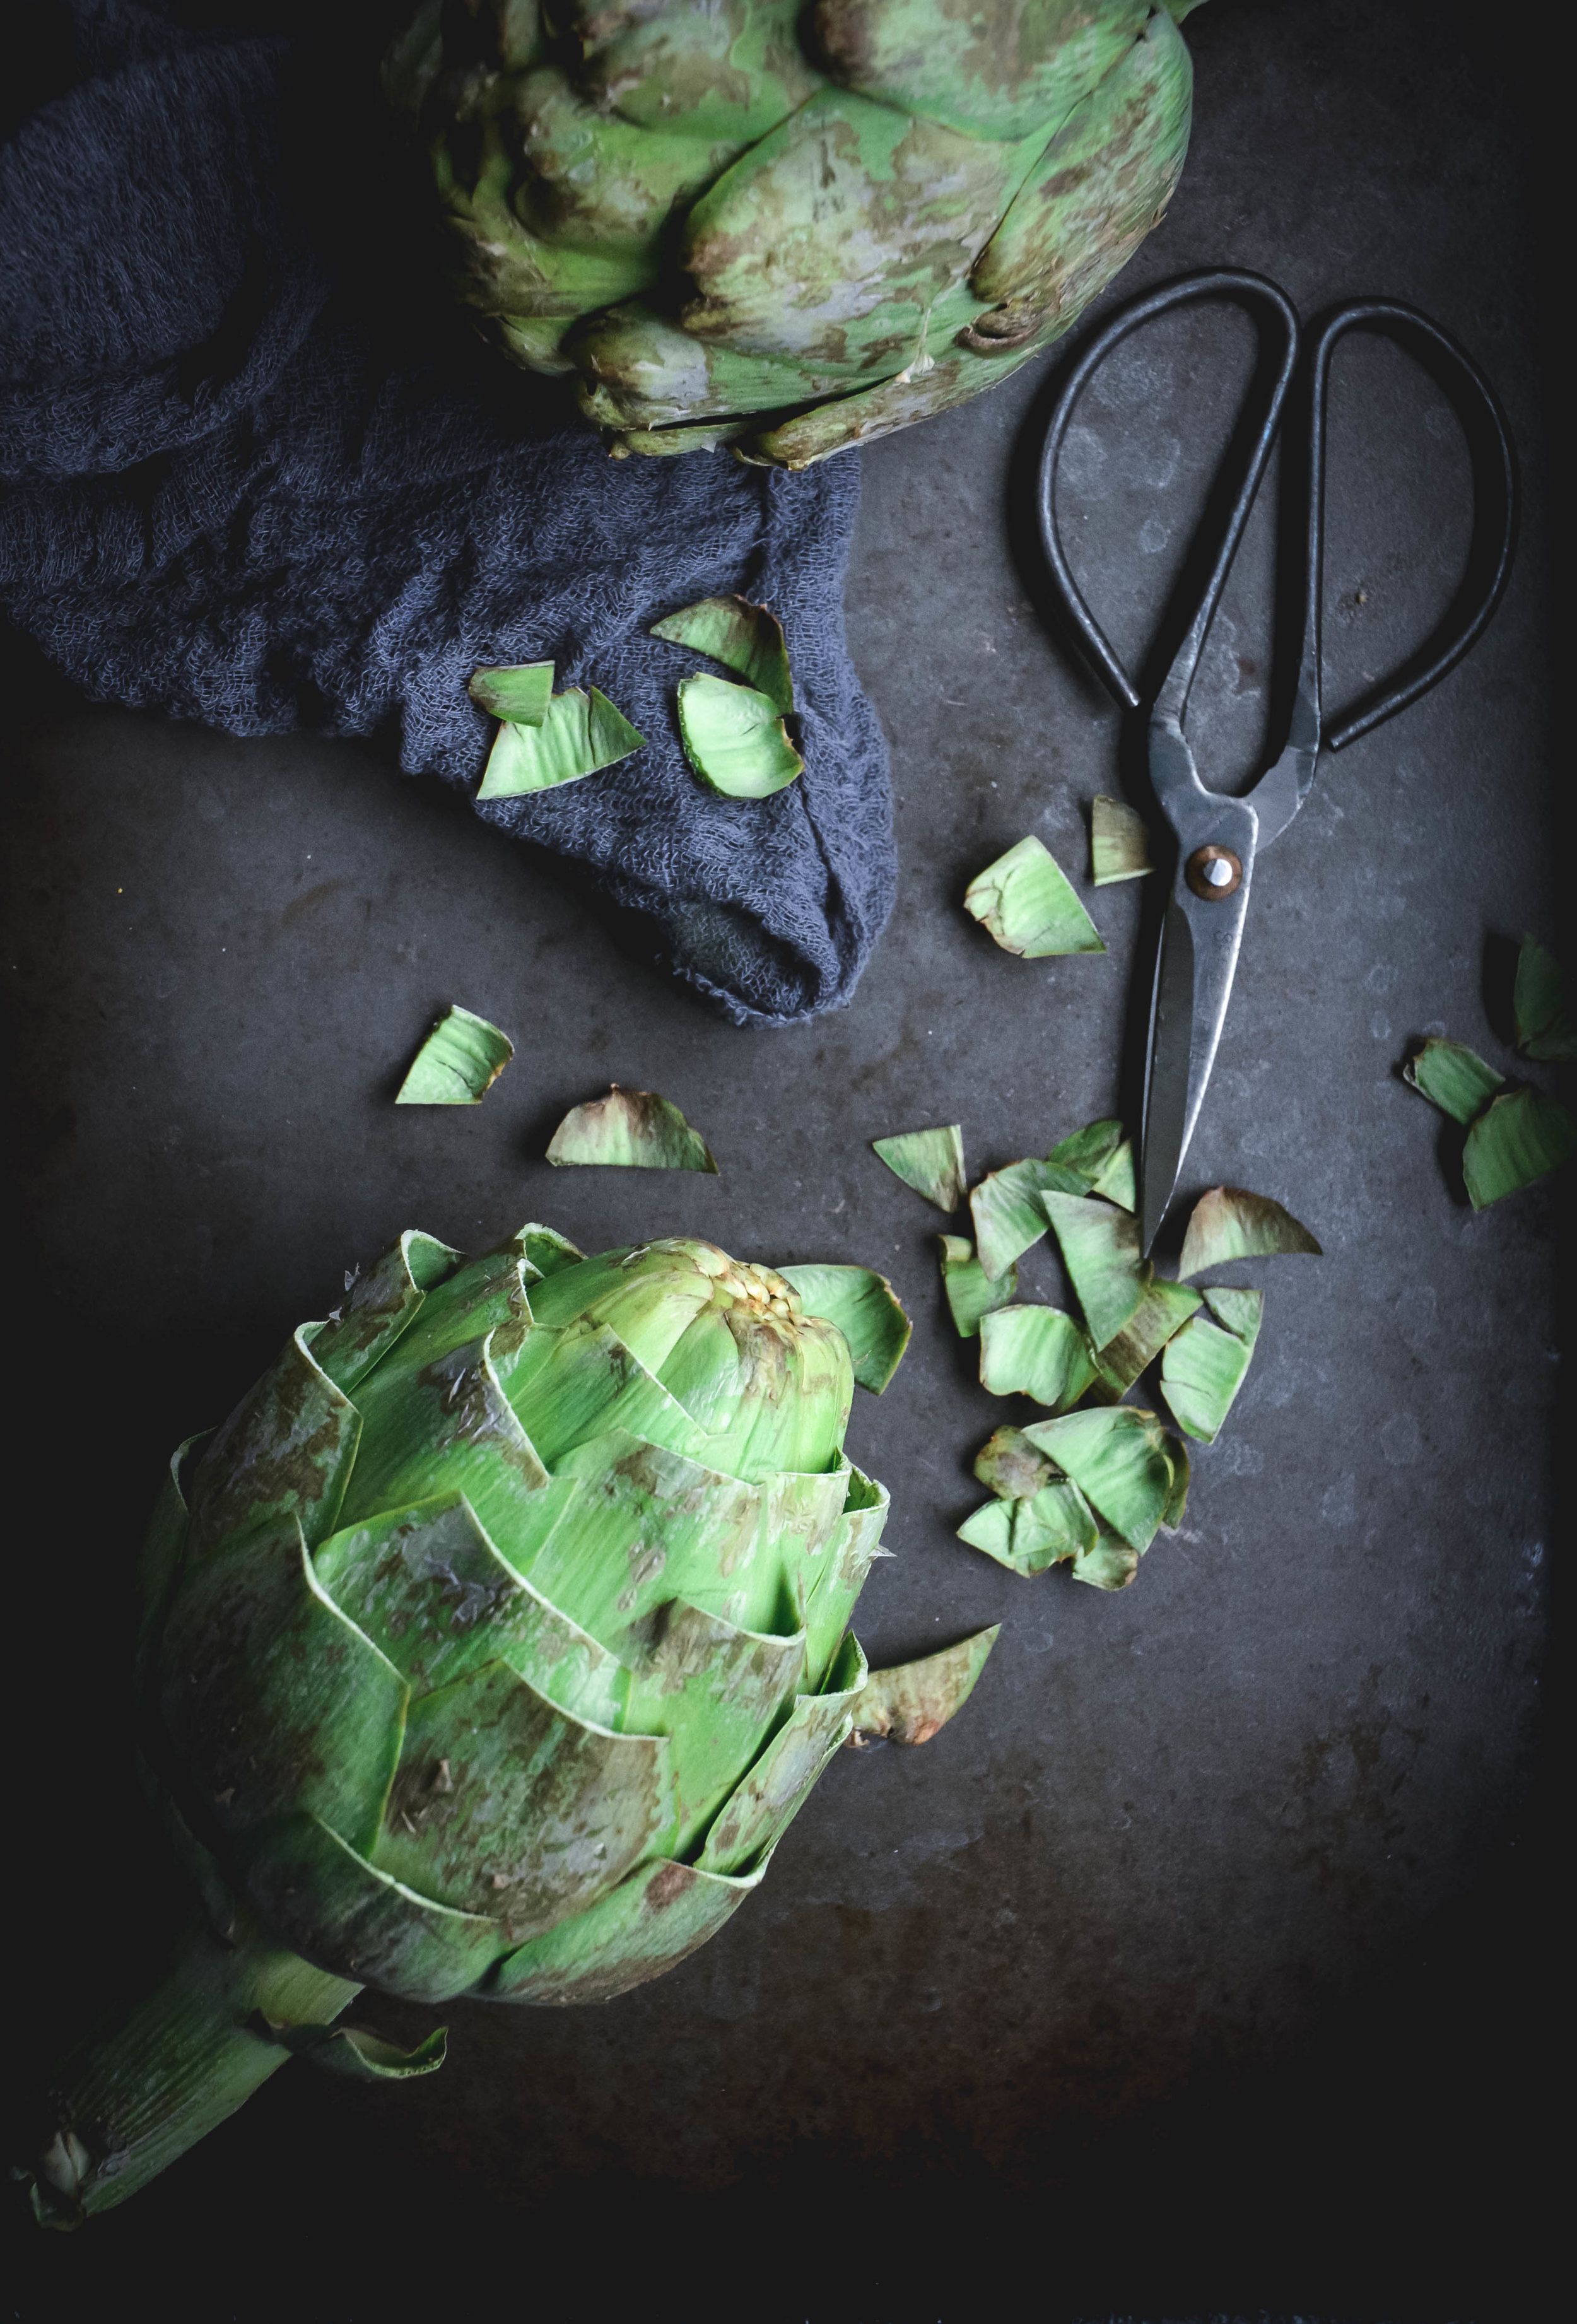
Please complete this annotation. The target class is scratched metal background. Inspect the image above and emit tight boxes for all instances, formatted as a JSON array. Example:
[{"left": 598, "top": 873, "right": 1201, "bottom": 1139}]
[{"left": 5, "top": 2, "right": 1558, "bottom": 2316}]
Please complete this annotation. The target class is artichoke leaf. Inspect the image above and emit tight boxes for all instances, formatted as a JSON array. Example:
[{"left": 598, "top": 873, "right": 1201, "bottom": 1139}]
[
  {"left": 1089, "top": 1274, "right": 1201, "bottom": 1399},
  {"left": 1023, "top": 1405, "right": 1173, "bottom": 1554},
  {"left": 1177, "top": 1186, "right": 1322, "bottom": 1277},
  {"left": 573, "top": 302, "right": 850, "bottom": 428},
  {"left": 1403, "top": 1037, "right": 1504, "bottom": 1125},
  {"left": 371, "top": 1659, "right": 671, "bottom": 1932},
  {"left": 1160, "top": 1431, "right": 1191, "bottom": 1530},
  {"left": 814, "top": 0, "right": 1149, "bottom": 144},
  {"left": 1514, "top": 935, "right": 1575, "bottom": 1060},
  {"left": 973, "top": 1423, "right": 1055, "bottom": 1501},
  {"left": 158, "top": 1517, "right": 409, "bottom": 1855},
  {"left": 235, "top": 1812, "right": 505, "bottom": 2005},
  {"left": 1462, "top": 1088, "right": 1577, "bottom": 1209},
  {"left": 261, "top": 2019, "right": 447, "bottom": 2081},
  {"left": 964, "top": 833, "right": 1105, "bottom": 958},
  {"left": 1048, "top": 1115, "right": 1126, "bottom": 1179},
  {"left": 623, "top": 1600, "right": 807, "bottom": 1857},
  {"left": 1068, "top": 1531, "right": 1141, "bottom": 1592},
  {"left": 1089, "top": 1137, "right": 1137, "bottom": 1211},
  {"left": 741, "top": 325, "right": 1058, "bottom": 468},
  {"left": 486, "top": 1850, "right": 766, "bottom": 2005},
  {"left": 312, "top": 1229, "right": 464, "bottom": 1391},
  {"left": 959, "top": 1481, "right": 1096, "bottom": 1576},
  {"left": 938, "top": 1234, "right": 1017, "bottom": 1337},
  {"left": 780, "top": 1263, "right": 911, "bottom": 1394},
  {"left": 579, "top": 0, "right": 824, "bottom": 140},
  {"left": 314, "top": 1492, "right": 627, "bottom": 1728},
  {"left": 978, "top": 1302, "right": 1095, "bottom": 1409},
  {"left": 802, "top": 1467, "right": 890, "bottom": 1689},
  {"left": 396, "top": 1005, "right": 515, "bottom": 1105},
  {"left": 1090, "top": 794, "right": 1152, "bottom": 884},
  {"left": 1040, "top": 1188, "right": 1146, "bottom": 1350},
  {"left": 337, "top": 1331, "right": 563, "bottom": 1571},
  {"left": 873, "top": 1122, "right": 968, "bottom": 1212},
  {"left": 546, "top": 1084, "right": 718, "bottom": 1170},
  {"left": 184, "top": 1325, "right": 361, "bottom": 1559},
  {"left": 697, "top": 1633, "right": 867, "bottom": 1875},
  {"left": 508, "top": 66, "right": 742, "bottom": 254},
  {"left": 968, "top": 6, "right": 1192, "bottom": 332},
  {"left": 681, "top": 90, "right": 1038, "bottom": 368},
  {"left": 969, "top": 1154, "right": 1087, "bottom": 1279},
  {"left": 467, "top": 661, "right": 554, "bottom": 724},
  {"left": 387, "top": 1240, "right": 538, "bottom": 1375},
  {"left": 477, "top": 687, "right": 645, "bottom": 796},
  {"left": 846, "top": 1626, "right": 999, "bottom": 1747},
  {"left": 652, "top": 594, "right": 795, "bottom": 715},
  {"left": 677, "top": 672, "right": 802, "bottom": 797},
  {"left": 1161, "top": 1287, "right": 1261, "bottom": 1443}
]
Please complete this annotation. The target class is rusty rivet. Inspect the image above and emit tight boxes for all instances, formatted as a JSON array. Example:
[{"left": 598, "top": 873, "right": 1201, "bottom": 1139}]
[{"left": 1186, "top": 845, "right": 1243, "bottom": 900}]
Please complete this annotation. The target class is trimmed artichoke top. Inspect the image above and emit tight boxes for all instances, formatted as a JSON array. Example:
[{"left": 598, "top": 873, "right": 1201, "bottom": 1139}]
[
  {"left": 392, "top": 0, "right": 1204, "bottom": 466},
  {"left": 142, "top": 1229, "right": 891, "bottom": 2011}
]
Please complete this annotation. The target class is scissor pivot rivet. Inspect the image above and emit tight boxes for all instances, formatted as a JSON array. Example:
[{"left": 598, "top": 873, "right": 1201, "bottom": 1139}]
[{"left": 1187, "top": 845, "right": 1243, "bottom": 900}]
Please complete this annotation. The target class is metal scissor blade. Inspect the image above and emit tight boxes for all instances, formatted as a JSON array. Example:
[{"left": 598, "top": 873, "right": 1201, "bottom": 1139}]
[{"left": 1139, "top": 849, "right": 1257, "bottom": 1255}]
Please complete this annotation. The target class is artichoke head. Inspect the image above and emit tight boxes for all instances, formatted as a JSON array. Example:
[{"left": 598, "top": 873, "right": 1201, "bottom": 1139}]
[
  {"left": 141, "top": 1228, "right": 889, "bottom": 2010},
  {"left": 393, "top": 0, "right": 1205, "bottom": 466}
]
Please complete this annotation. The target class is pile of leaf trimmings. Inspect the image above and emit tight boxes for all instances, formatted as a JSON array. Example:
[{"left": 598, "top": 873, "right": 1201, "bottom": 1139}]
[
  {"left": 466, "top": 595, "right": 803, "bottom": 806},
  {"left": 654, "top": 597, "right": 802, "bottom": 799},
  {"left": 875, "top": 1123, "right": 1321, "bottom": 1592},
  {"left": 1402, "top": 936, "right": 1575, "bottom": 1208}
]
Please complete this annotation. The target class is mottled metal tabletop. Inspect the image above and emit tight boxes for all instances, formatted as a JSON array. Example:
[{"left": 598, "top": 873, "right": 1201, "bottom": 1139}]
[{"left": 6, "top": 3, "right": 1557, "bottom": 2315}]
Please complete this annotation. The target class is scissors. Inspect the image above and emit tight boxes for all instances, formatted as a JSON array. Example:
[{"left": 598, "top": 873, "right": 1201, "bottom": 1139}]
[{"left": 1035, "top": 269, "right": 1519, "bottom": 1254}]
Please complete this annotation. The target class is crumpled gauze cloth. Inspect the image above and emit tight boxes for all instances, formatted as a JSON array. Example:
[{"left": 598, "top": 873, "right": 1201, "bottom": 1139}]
[{"left": 0, "top": 1, "right": 896, "bottom": 1026}]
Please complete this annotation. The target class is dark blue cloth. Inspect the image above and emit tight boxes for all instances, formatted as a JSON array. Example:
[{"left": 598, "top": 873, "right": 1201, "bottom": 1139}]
[{"left": 0, "top": 2, "right": 896, "bottom": 1025}]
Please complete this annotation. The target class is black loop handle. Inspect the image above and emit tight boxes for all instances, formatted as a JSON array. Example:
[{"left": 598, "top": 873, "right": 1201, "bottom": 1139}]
[
  {"left": 1305, "top": 300, "right": 1520, "bottom": 750},
  {"left": 1036, "top": 269, "right": 1301, "bottom": 715}
]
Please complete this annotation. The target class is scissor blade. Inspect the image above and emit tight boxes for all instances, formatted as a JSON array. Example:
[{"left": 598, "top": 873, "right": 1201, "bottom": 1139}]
[{"left": 1139, "top": 867, "right": 1256, "bottom": 1255}]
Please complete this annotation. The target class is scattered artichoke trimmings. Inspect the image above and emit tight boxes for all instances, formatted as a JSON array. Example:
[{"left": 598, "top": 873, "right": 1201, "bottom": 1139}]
[
  {"left": 677, "top": 673, "right": 802, "bottom": 799},
  {"left": 1404, "top": 947, "right": 1576, "bottom": 1208},
  {"left": 937, "top": 1236, "right": 1017, "bottom": 1338},
  {"left": 872, "top": 1123, "right": 967, "bottom": 1212},
  {"left": 960, "top": 1407, "right": 1188, "bottom": 1592},
  {"left": 1090, "top": 795, "right": 1152, "bottom": 885},
  {"left": 396, "top": 1005, "right": 514, "bottom": 1105},
  {"left": 468, "top": 661, "right": 554, "bottom": 725},
  {"left": 478, "top": 686, "right": 646, "bottom": 798},
  {"left": 968, "top": 1116, "right": 1131, "bottom": 1282},
  {"left": 845, "top": 1627, "right": 1000, "bottom": 1747},
  {"left": 1176, "top": 1186, "right": 1322, "bottom": 1277},
  {"left": 652, "top": 596, "right": 794, "bottom": 717},
  {"left": 964, "top": 834, "right": 1104, "bottom": 958},
  {"left": 546, "top": 1086, "right": 718, "bottom": 1171}
]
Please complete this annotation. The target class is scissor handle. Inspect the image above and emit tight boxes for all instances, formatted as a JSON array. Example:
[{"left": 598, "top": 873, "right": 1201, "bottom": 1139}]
[
  {"left": 1036, "top": 269, "right": 1301, "bottom": 716},
  {"left": 1301, "top": 300, "right": 1520, "bottom": 751}
]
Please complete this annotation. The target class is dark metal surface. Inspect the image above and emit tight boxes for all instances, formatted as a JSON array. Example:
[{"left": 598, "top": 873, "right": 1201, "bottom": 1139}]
[{"left": 5, "top": 3, "right": 1559, "bottom": 2316}]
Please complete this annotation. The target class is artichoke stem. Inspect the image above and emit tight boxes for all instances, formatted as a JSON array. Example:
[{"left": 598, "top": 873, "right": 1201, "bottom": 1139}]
[{"left": 26, "top": 1909, "right": 359, "bottom": 2226}]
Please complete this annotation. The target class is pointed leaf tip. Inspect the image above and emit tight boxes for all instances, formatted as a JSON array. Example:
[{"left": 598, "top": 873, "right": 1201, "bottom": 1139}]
[
  {"left": 1462, "top": 1086, "right": 1577, "bottom": 1208},
  {"left": 396, "top": 1005, "right": 514, "bottom": 1105},
  {"left": 847, "top": 1627, "right": 999, "bottom": 1746},
  {"left": 1403, "top": 1038, "right": 1504, "bottom": 1126},
  {"left": 937, "top": 1236, "right": 1017, "bottom": 1338},
  {"left": 677, "top": 674, "right": 802, "bottom": 799},
  {"left": 780, "top": 1264, "right": 911, "bottom": 1393},
  {"left": 1177, "top": 1187, "right": 1322, "bottom": 1278},
  {"left": 873, "top": 1124, "right": 966, "bottom": 1212},
  {"left": 964, "top": 835, "right": 1105, "bottom": 958},
  {"left": 546, "top": 1086, "right": 718, "bottom": 1171},
  {"left": 1090, "top": 795, "right": 1152, "bottom": 885},
  {"left": 478, "top": 686, "right": 645, "bottom": 797},
  {"left": 652, "top": 595, "right": 794, "bottom": 715},
  {"left": 468, "top": 661, "right": 554, "bottom": 725}
]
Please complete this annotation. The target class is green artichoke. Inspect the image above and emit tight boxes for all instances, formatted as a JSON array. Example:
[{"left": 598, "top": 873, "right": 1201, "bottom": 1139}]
[
  {"left": 28, "top": 1225, "right": 941, "bottom": 2225},
  {"left": 390, "top": 0, "right": 1205, "bottom": 467}
]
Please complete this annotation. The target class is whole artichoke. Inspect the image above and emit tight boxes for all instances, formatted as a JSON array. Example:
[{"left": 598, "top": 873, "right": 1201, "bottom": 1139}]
[
  {"left": 392, "top": 0, "right": 1205, "bottom": 467},
  {"left": 30, "top": 1226, "right": 919, "bottom": 2224}
]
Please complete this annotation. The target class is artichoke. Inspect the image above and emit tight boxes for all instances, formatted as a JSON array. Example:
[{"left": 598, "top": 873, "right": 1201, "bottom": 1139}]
[
  {"left": 28, "top": 1225, "right": 928, "bottom": 2225},
  {"left": 391, "top": 0, "right": 1206, "bottom": 467}
]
